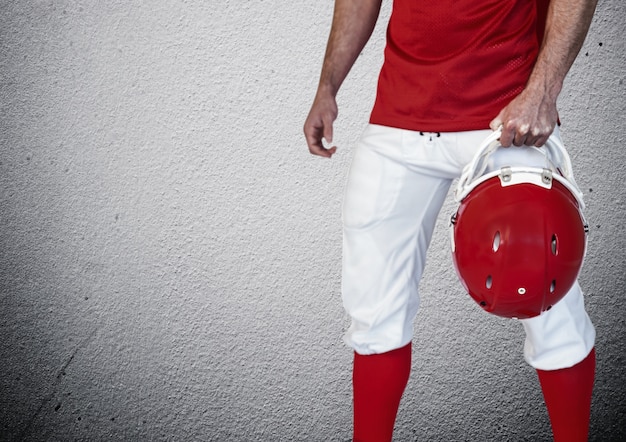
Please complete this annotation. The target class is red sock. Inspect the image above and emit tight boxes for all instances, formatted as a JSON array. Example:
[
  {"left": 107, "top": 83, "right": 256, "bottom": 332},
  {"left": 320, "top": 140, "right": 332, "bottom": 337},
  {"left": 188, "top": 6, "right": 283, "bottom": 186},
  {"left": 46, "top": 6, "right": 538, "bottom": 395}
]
[
  {"left": 352, "top": 343, "right": 412, "bottom": 442},
  {"left": 536, "top": 347, "right": 596, "bottom": 442}
]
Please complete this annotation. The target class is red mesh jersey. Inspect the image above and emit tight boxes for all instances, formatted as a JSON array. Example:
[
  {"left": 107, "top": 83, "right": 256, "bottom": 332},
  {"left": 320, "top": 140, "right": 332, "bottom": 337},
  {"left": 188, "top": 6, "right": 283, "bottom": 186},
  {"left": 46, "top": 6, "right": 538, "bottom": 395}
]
[{"left": 370, "top": 0, "right": 549, "bottom": 132}]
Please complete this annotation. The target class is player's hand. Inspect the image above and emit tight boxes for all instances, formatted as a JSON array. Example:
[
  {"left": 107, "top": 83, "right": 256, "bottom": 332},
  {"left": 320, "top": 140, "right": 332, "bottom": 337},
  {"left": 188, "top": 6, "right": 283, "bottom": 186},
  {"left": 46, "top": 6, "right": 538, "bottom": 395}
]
[
  {"left": 304, "top": 93, "right": 338, "bottom": 158},
  {"left": 489, "top": 85, "right": 559, "bottom": 147}
]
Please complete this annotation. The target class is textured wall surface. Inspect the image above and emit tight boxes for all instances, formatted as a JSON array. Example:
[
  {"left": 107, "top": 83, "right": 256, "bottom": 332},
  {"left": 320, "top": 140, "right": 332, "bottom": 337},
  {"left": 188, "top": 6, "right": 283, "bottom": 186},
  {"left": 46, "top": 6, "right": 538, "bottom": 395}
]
[{"left": 1, "top": 1, "right": 624, "bottom": 441}]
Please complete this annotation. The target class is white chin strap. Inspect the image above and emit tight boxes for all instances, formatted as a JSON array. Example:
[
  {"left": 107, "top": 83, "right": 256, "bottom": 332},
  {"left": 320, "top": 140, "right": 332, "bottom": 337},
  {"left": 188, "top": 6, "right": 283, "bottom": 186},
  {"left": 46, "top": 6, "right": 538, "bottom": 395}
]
[{"left": 455, "top": 128, "right": 585, "bottom": 209}]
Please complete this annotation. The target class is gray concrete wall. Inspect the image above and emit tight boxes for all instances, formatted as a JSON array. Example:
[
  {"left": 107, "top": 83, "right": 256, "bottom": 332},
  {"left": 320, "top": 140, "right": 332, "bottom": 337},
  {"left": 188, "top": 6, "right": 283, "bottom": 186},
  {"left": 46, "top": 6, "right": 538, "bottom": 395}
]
[{"left": 0, "top": 1, "right": 623, "bottom": 441}]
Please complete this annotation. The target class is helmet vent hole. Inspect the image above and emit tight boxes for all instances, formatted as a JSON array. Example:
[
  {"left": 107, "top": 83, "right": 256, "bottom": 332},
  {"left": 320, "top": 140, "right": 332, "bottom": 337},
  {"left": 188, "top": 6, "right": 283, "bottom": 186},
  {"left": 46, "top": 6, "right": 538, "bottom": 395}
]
[
  {"left": 550, "top": 280, "right": 556, "bottom": 293},
  {"left": 486, "top": 275, "right": 493, "bottom": 289},
  {"left": 551, "top": 234, "right": 558, "bottom": 255},
  {"left": 492, "top": 231, "right": 501, "bottom": 252}
]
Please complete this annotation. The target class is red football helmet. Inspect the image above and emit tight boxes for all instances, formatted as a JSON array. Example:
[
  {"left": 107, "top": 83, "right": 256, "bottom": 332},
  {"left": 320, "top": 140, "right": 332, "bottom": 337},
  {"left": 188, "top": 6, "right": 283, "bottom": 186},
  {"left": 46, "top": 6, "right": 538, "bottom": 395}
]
[{"left": 450, "top": 129, "right": 588, "bottom": 319}]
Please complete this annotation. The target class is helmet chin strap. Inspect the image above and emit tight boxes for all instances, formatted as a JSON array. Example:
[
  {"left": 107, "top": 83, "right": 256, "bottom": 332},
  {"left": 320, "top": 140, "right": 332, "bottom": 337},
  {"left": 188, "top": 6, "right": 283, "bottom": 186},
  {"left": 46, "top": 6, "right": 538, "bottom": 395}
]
[{"left": 455, "top": 128, "right": 585, "bottom": 209}]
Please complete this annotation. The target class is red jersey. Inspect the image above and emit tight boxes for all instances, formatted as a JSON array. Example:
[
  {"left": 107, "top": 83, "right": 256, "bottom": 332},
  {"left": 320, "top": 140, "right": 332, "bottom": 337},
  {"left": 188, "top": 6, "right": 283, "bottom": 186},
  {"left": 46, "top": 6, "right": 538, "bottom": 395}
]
[{"left": 370, "top": 0, "right": 548, "bottom": 132}]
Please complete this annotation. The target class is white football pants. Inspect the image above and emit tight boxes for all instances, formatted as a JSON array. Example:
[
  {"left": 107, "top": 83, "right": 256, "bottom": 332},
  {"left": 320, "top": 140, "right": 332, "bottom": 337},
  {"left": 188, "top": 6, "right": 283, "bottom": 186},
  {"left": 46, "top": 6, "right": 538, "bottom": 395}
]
[{"left": 342, "top": 124, "right": 595, "bottom": 370}]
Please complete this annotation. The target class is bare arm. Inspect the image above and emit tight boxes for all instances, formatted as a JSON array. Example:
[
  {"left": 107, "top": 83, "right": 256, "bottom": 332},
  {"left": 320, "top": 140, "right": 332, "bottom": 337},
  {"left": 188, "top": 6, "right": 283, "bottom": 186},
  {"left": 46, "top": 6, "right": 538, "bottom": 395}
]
[
  {"left": 304, "top": 0, "right": 383, "bottom": 158},
  {"left": 490, "top": 0, "right": 598, "bottom": 147}
]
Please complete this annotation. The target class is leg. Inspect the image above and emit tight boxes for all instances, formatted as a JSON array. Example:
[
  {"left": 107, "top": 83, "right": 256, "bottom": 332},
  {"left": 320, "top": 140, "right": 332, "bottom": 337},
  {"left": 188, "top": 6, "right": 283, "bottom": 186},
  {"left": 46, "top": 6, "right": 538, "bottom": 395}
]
[
  {"left": 490, "top": 127, "right": 595, "bottom": 440},
  {"left": 536, "top": 347, "right": 595, "bottom": 442},
  {"left": 342, "top": 126, "right": 490, "bottom": 440},
  {"left": 353, "top": 343, "right": 412, "bottom": 442},
  {"left": 342, "top": 126, "right": 486, "bottom": 354},
  {"left": 521, "top": 282, "right": 596, "bottom": 441}
]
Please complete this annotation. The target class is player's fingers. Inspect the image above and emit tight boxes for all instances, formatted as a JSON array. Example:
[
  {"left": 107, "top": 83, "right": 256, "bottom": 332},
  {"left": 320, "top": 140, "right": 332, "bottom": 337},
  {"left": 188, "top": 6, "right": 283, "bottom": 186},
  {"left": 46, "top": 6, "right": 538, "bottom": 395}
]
[
  {"left": 510, "top": 123, "right": 529, "bottom": 146},
  {"left": 304, "top": 115, "right": 323, "bottom": 149},
  {"left": 529, "top": 123, "right": 554, "bottom": 147},
  {"left": 498, "top": 121, "right": 517, "bottom": 147},
  {"left": 490, "top": 116, "right": 515, "bottom": 147},
  {"left": 322, "top": 115, "right": 334, "bottom": 146},
  {"left": 305, "top": 130, "right": 336, "bottom": 158},
  {"left": 489, "top": 115, "right": 503, "bottom": 132},
  {"left": 311, "top": 144, "right": 336, "bottom": 158},
  {"left": 306, "top": 135, "right": 336, "bottom": 158},
  {"left": 324, "top": 145, "right": 337, "bottom": 157}
]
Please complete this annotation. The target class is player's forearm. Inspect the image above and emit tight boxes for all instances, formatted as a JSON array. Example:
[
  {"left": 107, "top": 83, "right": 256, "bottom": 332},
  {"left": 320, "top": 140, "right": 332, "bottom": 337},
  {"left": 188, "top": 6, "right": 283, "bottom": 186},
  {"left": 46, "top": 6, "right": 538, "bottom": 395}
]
[
  {"left": 317, "top": 0, "right": 382, "bottom": 97},
  {"left": 527, "top": 0, "right": 598, "bottom": 100}
]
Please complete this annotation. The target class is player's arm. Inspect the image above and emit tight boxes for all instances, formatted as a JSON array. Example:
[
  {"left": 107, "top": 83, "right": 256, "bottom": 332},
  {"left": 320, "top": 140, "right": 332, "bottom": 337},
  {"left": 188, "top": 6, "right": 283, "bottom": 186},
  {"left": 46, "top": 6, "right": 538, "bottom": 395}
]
[
  {"left": 491, "top": 0, "right": 598, "bottom": 147},
  {"left": 304, "top": 0, "right": 383, "bottom": 158}
]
